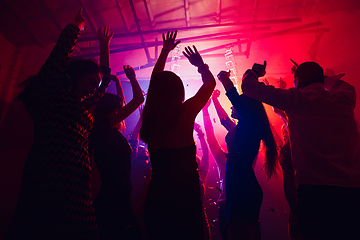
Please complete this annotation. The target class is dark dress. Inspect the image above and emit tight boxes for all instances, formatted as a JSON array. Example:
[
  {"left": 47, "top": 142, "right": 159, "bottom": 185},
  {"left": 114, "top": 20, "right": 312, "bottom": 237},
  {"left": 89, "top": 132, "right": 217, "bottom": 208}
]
[
  {"left": 144, "top": 143, "right": 204, "bottom": 240},
  {"left": 225, "top": 88, "right": 264, "bottom": 224},
  {"left": 6, "top": 24, "right": 99, "bottom": 240},
  {"left": 89, "top": 114, "right": 142, "bottom": 240}
]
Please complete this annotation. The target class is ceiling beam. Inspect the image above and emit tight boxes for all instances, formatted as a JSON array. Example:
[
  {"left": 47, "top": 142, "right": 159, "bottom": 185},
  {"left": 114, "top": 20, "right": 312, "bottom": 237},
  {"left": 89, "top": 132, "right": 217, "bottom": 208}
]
[
  {"left": 115, "top": 0, "right": 129, "bottom": 31},
  {"left": 251, "top": 20, "right": 322, "bottom": 41},
  {"left": 272, "top": 0, "right": 281, "bottom": 19},
  {"left": 310, "top": 0, "right": 320, "bottom": 16},
  {"left": 79, "top": 26, "right": 271, "bottom": 53},
  {"left": 252, "top": 0, "right": 261, "bottom": 21},
  {"left": 143, "top": 0, "right": 154, "bottom": 30},
  {"left": 29, "top": 0, "right": 62, "bottom": 32},
  {"left": 78, "top": 0, "right": 97, "bottom": 34},
  {"left": 324, "top": 0, "right": 336, "bottom": 15},
  {"left": 79, "top": 23, "right": 327, "bottom": 59},
  {"left": 114, "top": 21, "right": 324, "bottom": 76},
  {"left": 128, "top": 0, "right": 152, "bottom": 63},
  {"left": 301, "top": 0, "right": 309, "bottom": 16},
  {"left": 216, "top": 0, "right": 222, "bottom": 23},
  {"left": 153, "top": 4, "right": 184, "bottom": 20},
  {"left": 184, "top": 0, "right": 190, "bottom": 27},
  {"left": 78, "top": 18, "right": 302, "bottom": 42},
  {"left": 4, "top": 0, "right": 46, "bottom": 48},
  {"left": 245, "top": 0, "right": 261, "bottom": 58}
]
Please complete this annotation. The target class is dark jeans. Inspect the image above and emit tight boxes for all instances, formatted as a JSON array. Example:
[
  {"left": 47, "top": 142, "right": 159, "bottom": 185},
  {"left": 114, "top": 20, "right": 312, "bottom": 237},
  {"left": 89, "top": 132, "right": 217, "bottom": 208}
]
[{"left": 297, "top": 184, "right": 360, "bottom": 240}]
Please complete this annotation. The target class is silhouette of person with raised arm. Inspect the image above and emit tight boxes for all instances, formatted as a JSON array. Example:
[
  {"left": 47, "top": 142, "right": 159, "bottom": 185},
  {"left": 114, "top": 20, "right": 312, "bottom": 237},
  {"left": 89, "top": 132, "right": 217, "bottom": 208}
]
[
  {"left": 89, "top": 65, "right": 144, "bottom": 240},
  {"left": 127, "top": 104, "right": 151, "bottom": 238},
  {"left": 241, "top": 60, "right": 360, "bottom": 240},
  {"left": 265, "top": 76, "right": 302, "bottom": 240},
  {"left": 139, "top": 31, "right": 216, "bottom": 240},
  {"left": 7, "top": 8, "right": 113, "bottom": 240},
  {"left": 217, "top": 71, "right": 278, "bottom": 240},
  {"left": 194, "top": 122, "right": 212, "bottom": 240},
  {"left": 201, "top": 89, "right": 231, "bottom": 240}
]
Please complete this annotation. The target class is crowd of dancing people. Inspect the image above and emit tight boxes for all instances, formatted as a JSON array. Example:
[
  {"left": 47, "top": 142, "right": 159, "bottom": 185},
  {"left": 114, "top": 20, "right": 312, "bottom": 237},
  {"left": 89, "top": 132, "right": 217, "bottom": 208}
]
[{"left": 6, "top": 8, "right": 360, "bottom": 240}]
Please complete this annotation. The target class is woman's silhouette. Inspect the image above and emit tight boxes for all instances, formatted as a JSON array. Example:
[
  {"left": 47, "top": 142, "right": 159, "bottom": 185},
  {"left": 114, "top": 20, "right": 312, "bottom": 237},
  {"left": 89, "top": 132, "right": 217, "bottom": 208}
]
[
  {"left": 140, "top": 31, "right": 216, "bottom": 240},
  {"left": 90, "top": 66, "right": 144, "bottom": 240},
  {"left": 217, "top": 70, "right": 278, "bottom": 240}
]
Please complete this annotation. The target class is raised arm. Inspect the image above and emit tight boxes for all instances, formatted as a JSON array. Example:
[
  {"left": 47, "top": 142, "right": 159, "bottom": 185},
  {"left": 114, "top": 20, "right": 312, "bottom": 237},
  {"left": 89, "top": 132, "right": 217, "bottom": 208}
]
[
  {"left": 241, "top": 61, "right": 299, "bottom": 112},
  {"left": 328, "top": 78, "right": 356, "bottom": 107},
  {"left": 324, "top": 74, "right": 345, "bottom": 90},
  {"left": 110, "top": 74, "right": 126, "bottom": 106},
  {"left": 194, "top": 123, "right": 209, "bottom": 182},
  {"left": 81, "top": 26, "right": 113, "bottom": 110},
  {"left": 217, "top": 71, "right": 255, "bottom": 119},
  {"left": 108, "top": 66, "right": 144, "bottom": 128},
  {"left": 182, "top": 46, "right": 216, "bottom": 117},
  {"left": 271, "top": 77, "right": 289, "bottom": 128},
  {"left": 38, "top": 8, "right": 84, "bottom": 84},
  {"left": 129, "top": 105, "right": 143, "bottom": 159},
  {"left": 97, "top": 27, "right": 113, "bottom": 68},
  {"left": 273, "top": 107, "right": 288, "bottom": 128},
  {"left": 130, "top": 104, "right": 143, "bottom": 142},
  {"left": 202, "top": 100, "right": 227, "bottom": 172},
  {"left": 151, "top": 31, "right": 181, "bottom": 78},
  {"left": 212, "top": 89, "right": 236, "bottom": 131},
  {"left": 97, "top": 26, "right": 114, "bottom": 93}
]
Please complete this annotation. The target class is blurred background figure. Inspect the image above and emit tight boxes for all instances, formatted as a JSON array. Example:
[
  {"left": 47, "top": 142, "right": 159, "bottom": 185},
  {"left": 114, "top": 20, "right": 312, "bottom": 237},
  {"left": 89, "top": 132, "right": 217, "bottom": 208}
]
[{"left": 90, "top": 66, "right": 144, "bottom": 240}]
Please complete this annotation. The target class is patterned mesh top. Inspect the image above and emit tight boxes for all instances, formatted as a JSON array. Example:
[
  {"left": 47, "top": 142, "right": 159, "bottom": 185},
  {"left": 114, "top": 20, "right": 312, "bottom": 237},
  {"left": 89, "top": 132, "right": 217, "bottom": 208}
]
[{"left": 6, "top": 24, "right": 108, "bottom": 240}]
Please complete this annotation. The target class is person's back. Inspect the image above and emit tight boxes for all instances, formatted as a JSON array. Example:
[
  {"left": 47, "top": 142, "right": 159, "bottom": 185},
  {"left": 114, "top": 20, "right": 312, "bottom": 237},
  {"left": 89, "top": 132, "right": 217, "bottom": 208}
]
[
  {"left": 140, "top": 31, "right": 215, "bottom": 240},
  {"left": 285, "top": 81, "right": 360, "bottom": 186},
  {"left": 241, "top": 61, "right": 360, "bottom": 240},
  {"left": 144, "top": 101, "right": 199, "bottom": 149}
]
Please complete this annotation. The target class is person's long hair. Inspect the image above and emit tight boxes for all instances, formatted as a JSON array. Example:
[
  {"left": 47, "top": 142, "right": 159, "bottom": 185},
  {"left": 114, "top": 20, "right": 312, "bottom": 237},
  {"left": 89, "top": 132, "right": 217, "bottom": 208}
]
[
  {"left": 262, "top": 116, "right": 278, "bottom": 179},
  {"left": 66, "top": 58, "right": 100, "bottom": 87},
  {"left": 16, "top": 75, "right": 39, "bottom": 117},
  {"left": 92, "top": 93, "right": 125, "bottom": 132},
  {"left": 140, "top": 71, "right": 185, "bottom": 144},
  {"left": 16, "top": 58, "right": 100, "bottom": 117},
  {"left": 243, "top": 95, "right": 278, "bottom": 179}
]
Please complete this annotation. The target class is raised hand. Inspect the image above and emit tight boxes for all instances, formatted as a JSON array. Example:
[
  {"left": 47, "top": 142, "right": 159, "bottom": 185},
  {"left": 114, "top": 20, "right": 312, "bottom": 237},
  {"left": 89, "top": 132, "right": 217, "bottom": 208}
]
[
  {"left": 74, "top": 8, "right": 85, "bottom": 31},
  {"left": 162, "top": 31, "right": 181, "bottom": 52},
  {"left": 290, "top": 59, "right": 298, "bottom": 74},
  {"left": 217, "top": 70, "right": 230, "bottom": 80},
  {"left": 110, "top": 74, "right": 119, "bottom": 81},
  {"left": 212, "top": 89, "right": 221, "bottom": 99},
  {"left": 138, "top": 104, "right": 144, "bottom": 114},
  {"left": 252, "top": 61, "right": 266, "bottom": 77},
  {"left": 324, "top": 73, "right": 345, "bottom": 90},
  {"left": 194, "top": 122, "right": 203, "bottom": 134},
  {"left": 277, "top": 77, "right": 287, "bottom": 89},
  {"left": 183, "top": 46, "right": 205, "bottom": 67},
  {"left": 97, "top": 27, "right": 114, "bottom": 45},
  {"left": 263, "top": 78, "right": 269, "bottom": 86},
  {"left": 75, "top": 8, "right": 85, "bottom": 24},
  {"left": 217, "top": 70, "right": 234, "bottom": 91},
  {"left": 123, "top": 65, "right": 136, "bottom": 80}
]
